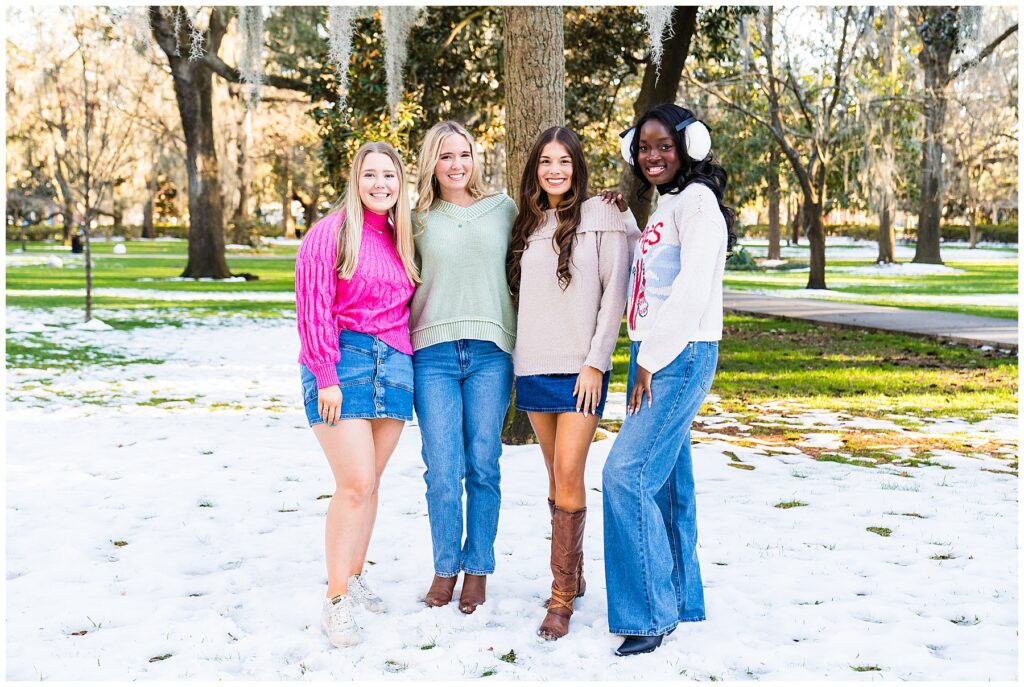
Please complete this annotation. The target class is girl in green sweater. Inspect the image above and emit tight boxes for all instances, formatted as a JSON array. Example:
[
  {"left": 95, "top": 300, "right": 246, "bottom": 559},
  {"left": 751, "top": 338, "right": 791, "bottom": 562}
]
[{"left": 410, "top": 121, "right": 518, "bottom": 614}]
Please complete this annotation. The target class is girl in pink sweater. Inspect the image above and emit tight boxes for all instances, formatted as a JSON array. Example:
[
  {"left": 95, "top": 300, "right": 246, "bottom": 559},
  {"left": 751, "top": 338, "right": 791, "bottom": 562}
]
[{"left": 294, "top": 142, "right": 420, "bottom": 648}]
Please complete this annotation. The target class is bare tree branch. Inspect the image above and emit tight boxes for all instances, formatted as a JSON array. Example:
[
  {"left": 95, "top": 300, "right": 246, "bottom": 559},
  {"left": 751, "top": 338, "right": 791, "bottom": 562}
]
[{"left": 947, "top": 22, "right": 1019, "bottom": 84}]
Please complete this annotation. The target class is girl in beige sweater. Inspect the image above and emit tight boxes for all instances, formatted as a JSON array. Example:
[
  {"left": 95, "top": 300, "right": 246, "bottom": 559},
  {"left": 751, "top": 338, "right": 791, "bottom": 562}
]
[{"left": 506, "top": 126, "right": 636, "bottom": 641}]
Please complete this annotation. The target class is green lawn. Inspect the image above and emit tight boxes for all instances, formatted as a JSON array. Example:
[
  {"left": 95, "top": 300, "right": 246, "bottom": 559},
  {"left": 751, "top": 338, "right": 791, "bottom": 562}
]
[
  {"left": 725, "top": 259, "right": 1018, "bottom": 320},
  {"left": 610, "top": 315, "right": 1017, "bottom": 421}
]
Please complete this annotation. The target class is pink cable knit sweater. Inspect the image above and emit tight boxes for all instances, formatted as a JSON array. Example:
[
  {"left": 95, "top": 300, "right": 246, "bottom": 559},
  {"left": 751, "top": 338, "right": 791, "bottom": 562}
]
[{"left": 295, "top": 209, "right": 415, "bottom": 389}]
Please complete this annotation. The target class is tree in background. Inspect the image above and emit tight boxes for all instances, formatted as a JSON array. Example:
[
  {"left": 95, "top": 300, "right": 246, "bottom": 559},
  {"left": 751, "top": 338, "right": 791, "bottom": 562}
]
[
  {"left": 857, "top": 8, "right": 918, "bottom": 263},
  {"left": 695, "top": 6, "right": 871, "bottom": 289},
  {"left": 944, "top": 9, "right": 1019, "bottom": 248},
  {"left": 907, "top": 6, "right": 1017, "bottom": 264}
]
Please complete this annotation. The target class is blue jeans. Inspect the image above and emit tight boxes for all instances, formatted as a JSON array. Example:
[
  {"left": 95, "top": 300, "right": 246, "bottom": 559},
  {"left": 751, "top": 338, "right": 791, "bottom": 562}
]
[
  {"left": 413, "top": 340, "right": 513, "bottom": 577},
  {"left": 602, "top": 340, "right": 718, "bottom": 636}
]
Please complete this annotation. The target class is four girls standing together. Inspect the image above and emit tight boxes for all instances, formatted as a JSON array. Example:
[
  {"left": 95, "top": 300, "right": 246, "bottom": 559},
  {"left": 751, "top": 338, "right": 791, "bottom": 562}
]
[{"left": 294, "top": 104, "right": 735, "bottom": 657}]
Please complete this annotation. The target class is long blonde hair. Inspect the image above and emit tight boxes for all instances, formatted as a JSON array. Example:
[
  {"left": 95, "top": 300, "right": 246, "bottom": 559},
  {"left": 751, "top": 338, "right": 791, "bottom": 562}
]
[
  {"left": 415, "top": 121, "right": 488, "bottom": 214},
  {"left": 332, "top": 142, "right": 420, "bottom": 284}
]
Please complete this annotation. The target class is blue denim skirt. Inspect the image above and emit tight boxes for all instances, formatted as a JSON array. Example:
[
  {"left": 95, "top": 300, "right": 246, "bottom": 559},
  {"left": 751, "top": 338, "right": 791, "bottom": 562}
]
[
  {"left": 300, "top": 330, "right": 413, "bottom": 426},
  {"left": 514, "top": 371, "right": 611, "bottom": 416}
]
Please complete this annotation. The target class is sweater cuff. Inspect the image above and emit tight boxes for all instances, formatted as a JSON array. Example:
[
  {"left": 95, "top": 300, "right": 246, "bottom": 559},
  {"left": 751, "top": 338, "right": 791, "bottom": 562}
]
[
  {"left": 636, "top": 344, "right": 674, "bottom": 376},
  {"left": 583, "top": 351, "right": 612, "bottom": 373},
  {"left": 309, "top": 362, "right": 340, "bottom": 390}
]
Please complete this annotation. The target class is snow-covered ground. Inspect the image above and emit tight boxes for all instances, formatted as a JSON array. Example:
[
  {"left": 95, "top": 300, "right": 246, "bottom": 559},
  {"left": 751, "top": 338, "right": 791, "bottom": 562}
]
[{"left": 5, "top": 311, "right": 1018, "bottom": 680}]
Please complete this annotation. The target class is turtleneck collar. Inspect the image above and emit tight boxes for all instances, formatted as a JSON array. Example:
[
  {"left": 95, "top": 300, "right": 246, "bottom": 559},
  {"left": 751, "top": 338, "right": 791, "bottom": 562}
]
[{"left": 363, "top": 209, "right": 391, "bottom": 231}]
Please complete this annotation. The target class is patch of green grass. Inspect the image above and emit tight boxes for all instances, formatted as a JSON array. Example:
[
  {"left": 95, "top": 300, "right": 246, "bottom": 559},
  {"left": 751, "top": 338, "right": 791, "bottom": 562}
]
[
  {"left": 665, "top": 314, "right": 1014, "bottom": 421},
  {"left": 816, "top": 453, "right": 877, "bottom": 468},
  {"left": 867, "top": 526, "right": 892, "bottom": 537},
  {"left": 930, "top": 552, "right": 956, "bottom": 561},
  {"left": 5, "top": 336, "right": 166, "bottom": 370},
  {"left": 610, "top": 313, "right": 1017, "bottom": 420},
  {"left": 950, "top": 615, "right": 981, "bottom": 626},
  {"left": 138, "top": 396, "right": 196, "bottom": 406},
  {"left": 775, "top": 500, "right": 807, "bottom": 509},
  {"left": 850, "top": 665, "right": 882, "bottom": 672},
  {"left": 383, "top": 659, "right": 407, "bottom": 673},
  {"left": 499, "top": 649, "right": 517, "bottom": 664}
]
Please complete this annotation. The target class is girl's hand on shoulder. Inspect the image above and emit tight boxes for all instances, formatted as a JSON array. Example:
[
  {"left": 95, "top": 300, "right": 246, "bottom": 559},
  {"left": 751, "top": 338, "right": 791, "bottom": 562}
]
[
  {"left": 598, "top": 189, "right": 627, "bottom": 212},
  {"left": 318, "top": 385, "right": 343, "bottom": 426},
  {"left": 627, "top": 366, "right": 653, "bottom": 415},
  {"left": 573, "top": 365, "right": 604, "bottom": 418}
]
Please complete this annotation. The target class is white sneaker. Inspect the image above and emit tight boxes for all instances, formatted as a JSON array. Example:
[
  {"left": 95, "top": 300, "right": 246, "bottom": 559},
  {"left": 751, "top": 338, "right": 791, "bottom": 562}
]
[
  {"left": 347, "top": 573, "right": 387, "bottom": 614},
  {"left": 321, "top": 594, "right": 361, "bottom": 647}
]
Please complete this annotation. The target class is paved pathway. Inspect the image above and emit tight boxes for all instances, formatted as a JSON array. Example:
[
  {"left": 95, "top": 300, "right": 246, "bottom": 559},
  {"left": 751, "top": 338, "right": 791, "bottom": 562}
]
[{"left": 724, "top": 290, "right": 1018, "bottom": 351}]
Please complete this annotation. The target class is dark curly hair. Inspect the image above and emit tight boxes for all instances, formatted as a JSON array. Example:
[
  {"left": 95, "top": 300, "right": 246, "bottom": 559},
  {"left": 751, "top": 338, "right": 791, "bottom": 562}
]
[{"left": 629, "top": 103, "right": 737, "bottom": 252}]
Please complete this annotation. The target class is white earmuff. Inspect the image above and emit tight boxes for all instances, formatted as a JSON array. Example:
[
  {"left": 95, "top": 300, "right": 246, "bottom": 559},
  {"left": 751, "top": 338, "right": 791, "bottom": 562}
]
[
  {"left": 683, "top": 120, "right": 712, "bottom": 161},
  {"left": 619, "top": 127, "right": 636, "bottom": 165}
]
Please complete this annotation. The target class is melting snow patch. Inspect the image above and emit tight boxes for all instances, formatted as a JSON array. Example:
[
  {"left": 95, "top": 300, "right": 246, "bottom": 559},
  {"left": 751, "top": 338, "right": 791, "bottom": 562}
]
[{"left": 70, "top": 318, "right": 114, "bottom": 331}]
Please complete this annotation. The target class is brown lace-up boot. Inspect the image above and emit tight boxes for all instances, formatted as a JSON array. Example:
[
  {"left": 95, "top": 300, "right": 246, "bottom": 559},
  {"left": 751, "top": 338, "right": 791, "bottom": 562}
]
[{"left": 538, "top": 506, "right": 586, "bottom": 640}]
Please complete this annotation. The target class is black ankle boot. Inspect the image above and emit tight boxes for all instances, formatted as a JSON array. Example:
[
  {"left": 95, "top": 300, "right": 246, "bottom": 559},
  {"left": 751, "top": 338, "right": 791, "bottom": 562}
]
[{"left": 615, "top": 633, "right": 664, "bottom": 656}]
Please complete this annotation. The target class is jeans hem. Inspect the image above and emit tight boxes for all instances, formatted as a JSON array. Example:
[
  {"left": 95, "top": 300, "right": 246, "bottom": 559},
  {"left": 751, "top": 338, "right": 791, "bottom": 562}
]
[
  {"left": 461, "top": 567, "right": 494, "bottom": 576},
  {"left": 609, "top": 622, "right": 679, "bottom": 637},
  {"left": 434, "top": 571, "right": 460, "bottom": 578},
  {"left": 679, "top": 614, "right": 706, "bottom": 623}
]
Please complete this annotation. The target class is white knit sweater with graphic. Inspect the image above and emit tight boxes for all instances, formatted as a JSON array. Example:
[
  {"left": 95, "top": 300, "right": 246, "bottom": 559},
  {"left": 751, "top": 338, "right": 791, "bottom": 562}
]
[{"left": 626, "top": 183, "right": 727, "bottom": 374}]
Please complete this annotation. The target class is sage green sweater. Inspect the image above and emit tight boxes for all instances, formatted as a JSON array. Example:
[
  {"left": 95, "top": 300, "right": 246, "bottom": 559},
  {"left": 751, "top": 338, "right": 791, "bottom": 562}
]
[{"left": 410, "top": 193, "right": 518, "bottom": 353}]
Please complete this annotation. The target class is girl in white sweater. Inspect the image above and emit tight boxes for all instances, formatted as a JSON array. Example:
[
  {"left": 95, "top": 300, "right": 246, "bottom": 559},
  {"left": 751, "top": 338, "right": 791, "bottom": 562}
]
[{"left": 601, "top": 104, "right": 736, "bottom": 657}]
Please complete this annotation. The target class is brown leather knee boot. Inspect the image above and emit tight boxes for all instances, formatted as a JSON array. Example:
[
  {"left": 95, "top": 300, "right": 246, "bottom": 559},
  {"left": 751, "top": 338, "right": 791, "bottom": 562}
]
[
  {"left": 538, "top": 506, "right": 586, "bottom": 640},
  {"left": 544, "top": 499, "right": 586, "bottom": 607}
]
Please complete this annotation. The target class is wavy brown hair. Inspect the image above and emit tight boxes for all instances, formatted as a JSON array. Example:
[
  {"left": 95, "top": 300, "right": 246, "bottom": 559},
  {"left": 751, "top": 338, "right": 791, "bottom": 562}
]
[{"left": 507, "top": 127, "right": 589, "bottom": 300}]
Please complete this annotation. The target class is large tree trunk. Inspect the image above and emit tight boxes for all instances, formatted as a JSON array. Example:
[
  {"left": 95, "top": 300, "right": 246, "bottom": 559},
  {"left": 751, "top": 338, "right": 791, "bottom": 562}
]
[
  {"left": 502, "top": 6, "right": 565, "bottom": 445},
  {"left": 83, "top": 224, "right": 93, "bottom": 321},
  {"left": 968, "top": 207, "right": 978, "bottom": 249},
  {"left": 910, "top": 6, "right": 955, "bottom": 265},
  {"left": 142, "top": 166, "right": 156, "bottom": 239},
  {"left": 294, "top": 186, "right": 319, "bottom": 230},
  {"left": 503, "top": 6, "right": 565, "bottom": 194},
  {"left": 805, "top": 202, "right": 827, "bottom": 289},
  {"left": 877, "top": 199, "right": 896, "bottom": 263},
  {"left": 619, "top": 6, "right": 698, "bottom": 228},
  {"left": 150, "top": 7, "right": 232, "bottom": 278},
  {"left": 876, "top": 7, "right": 897, "bottom": 265},
  {"left": 54, "top": 160, "right": 75, "bottom": 243},
  {"left": 767, "top": 147, "right": 781, "bottom": 260},
  {"left": 281, "top": 152, "right": 296, "bottom": 239},
  {"left": 913, "top": 88, "right": 947, "bottom": 264},
  {"left": 791, "top": 198, "right": 801, "bottom": 245}
]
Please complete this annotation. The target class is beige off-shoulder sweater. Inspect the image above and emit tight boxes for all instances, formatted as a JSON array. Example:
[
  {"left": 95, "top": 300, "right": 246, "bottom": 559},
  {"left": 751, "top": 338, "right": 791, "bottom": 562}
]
[{"left": 512, "top": 196, "right": 638, "bottom": 376}]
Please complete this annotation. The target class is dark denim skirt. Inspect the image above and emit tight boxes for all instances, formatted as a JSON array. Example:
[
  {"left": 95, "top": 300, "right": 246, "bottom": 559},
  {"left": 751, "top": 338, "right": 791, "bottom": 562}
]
[
  {"left": 300, "top": 330, "right": 413, "bottom": 426},
  {"left": 514, "top": 371, "right": 611, "bottom": 416}
]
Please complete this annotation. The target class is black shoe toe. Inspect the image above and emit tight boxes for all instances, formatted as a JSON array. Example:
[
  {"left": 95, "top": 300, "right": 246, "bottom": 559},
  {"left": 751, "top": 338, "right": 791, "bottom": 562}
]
[{"left": 615, "top": 634, "right": 664, "bottom": 656}]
